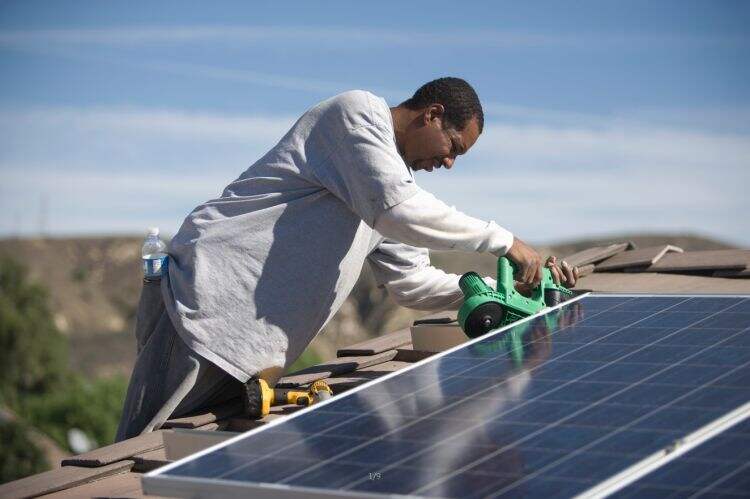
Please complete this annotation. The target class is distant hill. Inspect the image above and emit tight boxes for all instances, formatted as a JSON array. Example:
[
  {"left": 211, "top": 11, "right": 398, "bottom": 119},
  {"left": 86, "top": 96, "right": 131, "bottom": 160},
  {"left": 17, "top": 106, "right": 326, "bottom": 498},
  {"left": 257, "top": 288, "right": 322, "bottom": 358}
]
[{"left": 0, "top": 233, "right": 738, "bottom": 377}]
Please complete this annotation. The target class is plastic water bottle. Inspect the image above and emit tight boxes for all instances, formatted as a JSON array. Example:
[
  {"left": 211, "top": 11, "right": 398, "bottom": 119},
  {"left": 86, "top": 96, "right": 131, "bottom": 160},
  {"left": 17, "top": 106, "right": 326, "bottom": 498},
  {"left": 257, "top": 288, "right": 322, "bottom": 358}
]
[{"left": 142, "top": 227, "right": 168, "bottom": 279}]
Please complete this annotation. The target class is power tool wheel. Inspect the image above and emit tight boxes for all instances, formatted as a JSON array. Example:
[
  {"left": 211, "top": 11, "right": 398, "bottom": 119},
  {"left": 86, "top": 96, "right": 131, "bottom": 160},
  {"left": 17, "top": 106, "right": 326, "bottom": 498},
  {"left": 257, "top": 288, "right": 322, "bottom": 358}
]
[{"left": 464, "top": 302, "right": 504, "bottom": 338}]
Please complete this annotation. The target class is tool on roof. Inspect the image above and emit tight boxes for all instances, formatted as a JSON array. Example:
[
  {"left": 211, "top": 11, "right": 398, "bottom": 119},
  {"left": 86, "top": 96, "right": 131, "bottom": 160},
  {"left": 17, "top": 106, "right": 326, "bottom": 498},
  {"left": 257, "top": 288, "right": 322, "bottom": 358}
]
[
  {"left": 243, "top": 378, "right": 333, "bottom": 419},
  {"left": 458, "top": 256, "right": 574, "bottom": 338}
]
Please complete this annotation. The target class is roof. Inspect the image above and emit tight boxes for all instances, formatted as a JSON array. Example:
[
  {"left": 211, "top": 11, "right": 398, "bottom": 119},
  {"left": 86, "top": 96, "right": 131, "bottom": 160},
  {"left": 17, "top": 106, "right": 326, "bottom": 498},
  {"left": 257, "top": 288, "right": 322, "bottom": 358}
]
[
  {"left": 569, "top": 243, "right": 750, "bottom": 294},
  {"left": 2, "top": 242, "right": 748, "bottom": 498}
]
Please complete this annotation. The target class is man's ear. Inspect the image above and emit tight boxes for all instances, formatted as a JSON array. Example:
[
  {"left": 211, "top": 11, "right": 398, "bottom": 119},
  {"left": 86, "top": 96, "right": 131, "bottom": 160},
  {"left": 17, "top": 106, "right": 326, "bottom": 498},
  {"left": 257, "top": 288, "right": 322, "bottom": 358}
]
[{"left": 423, "top": 104, "right": 445, "bottom": 126}]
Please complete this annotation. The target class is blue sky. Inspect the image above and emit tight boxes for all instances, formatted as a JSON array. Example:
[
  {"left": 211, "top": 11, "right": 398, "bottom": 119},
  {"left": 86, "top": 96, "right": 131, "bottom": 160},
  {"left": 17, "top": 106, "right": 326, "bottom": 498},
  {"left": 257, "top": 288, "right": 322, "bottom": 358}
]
[{"left": 1, "top": 1, "right": 748, "bottom": 245}]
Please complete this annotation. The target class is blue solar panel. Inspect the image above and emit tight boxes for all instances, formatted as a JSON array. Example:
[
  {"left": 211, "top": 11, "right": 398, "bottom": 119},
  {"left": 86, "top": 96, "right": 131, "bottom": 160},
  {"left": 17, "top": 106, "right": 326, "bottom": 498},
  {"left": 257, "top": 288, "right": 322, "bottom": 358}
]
[
  {"left": 144, "top": 295, "right": 750, "bottom": 498},
  {"left": 613, "top": 417, "right": 750, "bottom": 498}
]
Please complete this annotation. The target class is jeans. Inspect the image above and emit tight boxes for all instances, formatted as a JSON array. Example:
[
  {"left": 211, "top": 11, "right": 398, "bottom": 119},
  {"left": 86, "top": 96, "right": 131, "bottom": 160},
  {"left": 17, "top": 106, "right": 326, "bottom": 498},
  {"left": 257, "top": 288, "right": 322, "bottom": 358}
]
[{"left": 115, "top": 278, "right": 242, "bottom": 442}]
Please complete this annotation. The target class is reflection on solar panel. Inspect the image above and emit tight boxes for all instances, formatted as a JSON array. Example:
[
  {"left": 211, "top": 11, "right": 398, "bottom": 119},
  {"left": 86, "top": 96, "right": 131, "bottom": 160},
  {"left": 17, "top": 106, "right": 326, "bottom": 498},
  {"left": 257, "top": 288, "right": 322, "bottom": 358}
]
[{"left": 144, "top": 295, "right": 750, "bottom": 498}]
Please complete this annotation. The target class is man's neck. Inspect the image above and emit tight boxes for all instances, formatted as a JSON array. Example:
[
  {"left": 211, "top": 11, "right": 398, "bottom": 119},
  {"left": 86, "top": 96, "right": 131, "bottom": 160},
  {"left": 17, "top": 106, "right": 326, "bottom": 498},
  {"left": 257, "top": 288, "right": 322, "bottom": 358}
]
[{"left": 390, "top": 105, "right": 419, "bottom": 158}]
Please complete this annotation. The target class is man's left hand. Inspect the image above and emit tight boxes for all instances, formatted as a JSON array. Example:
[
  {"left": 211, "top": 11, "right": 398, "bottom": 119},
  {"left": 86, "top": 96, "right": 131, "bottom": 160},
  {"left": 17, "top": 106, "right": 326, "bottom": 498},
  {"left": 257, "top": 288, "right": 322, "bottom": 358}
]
[{"left": 546, "top": 255, "right": 579, "bottom": 288}]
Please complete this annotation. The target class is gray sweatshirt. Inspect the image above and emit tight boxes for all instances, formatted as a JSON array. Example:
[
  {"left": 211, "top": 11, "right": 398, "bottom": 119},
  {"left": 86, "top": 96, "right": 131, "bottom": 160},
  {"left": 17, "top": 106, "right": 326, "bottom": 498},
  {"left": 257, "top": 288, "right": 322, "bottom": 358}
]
[{"left": 162, "top": 90, "right": 513, "bottom": 382}]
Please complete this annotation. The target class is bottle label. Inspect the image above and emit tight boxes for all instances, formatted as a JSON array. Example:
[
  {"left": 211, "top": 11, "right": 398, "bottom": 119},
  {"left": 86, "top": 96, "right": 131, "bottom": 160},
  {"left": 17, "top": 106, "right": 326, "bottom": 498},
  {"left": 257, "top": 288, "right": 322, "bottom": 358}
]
[{"left": 143, "top": 255, "right": 168, "bottom": 278}]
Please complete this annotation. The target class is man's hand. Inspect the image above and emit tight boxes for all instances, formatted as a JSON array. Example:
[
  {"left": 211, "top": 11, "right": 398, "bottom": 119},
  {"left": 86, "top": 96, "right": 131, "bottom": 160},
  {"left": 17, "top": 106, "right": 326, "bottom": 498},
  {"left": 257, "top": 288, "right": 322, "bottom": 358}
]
[
  {"left": 505, "top": 237, "right": 543, "bottom": 286},
  {"left": 545, "top": 255, "right": 579, "bottom": 288}
]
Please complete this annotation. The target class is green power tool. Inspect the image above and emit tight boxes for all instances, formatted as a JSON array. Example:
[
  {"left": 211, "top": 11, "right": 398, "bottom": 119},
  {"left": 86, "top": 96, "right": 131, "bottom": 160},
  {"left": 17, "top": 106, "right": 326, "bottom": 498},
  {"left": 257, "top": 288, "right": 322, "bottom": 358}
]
[{"left": 458, "top": 256, "right": 574, "bottom": 338}]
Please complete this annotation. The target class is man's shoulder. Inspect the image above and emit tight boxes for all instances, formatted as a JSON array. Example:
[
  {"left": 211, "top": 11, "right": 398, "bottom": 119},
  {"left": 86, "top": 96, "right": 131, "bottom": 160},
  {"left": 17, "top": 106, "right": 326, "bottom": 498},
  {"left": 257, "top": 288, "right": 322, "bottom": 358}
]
[
  {"left": 331, "top": 89, "right": 379, "bottom": 106},
  {"left": 321, "top": 90, "right": 391, "bottom": 131}
]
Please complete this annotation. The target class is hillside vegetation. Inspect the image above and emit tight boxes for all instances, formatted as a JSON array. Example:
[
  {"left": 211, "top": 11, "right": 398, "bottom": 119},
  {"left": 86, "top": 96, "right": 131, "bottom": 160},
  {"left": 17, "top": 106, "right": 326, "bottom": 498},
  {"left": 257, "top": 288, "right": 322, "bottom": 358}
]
[{"left": 0, "top": 257, "right": 127, "bottom": 483}]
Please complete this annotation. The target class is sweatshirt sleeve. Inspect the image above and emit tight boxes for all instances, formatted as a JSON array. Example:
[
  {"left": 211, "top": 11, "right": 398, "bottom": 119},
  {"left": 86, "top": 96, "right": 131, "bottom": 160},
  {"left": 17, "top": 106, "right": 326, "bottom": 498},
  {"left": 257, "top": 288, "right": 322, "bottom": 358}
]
[
  {"left": 373, "top": 186, "right": 514, "bottom": 257},
  {"left": 367, "top": 239, "right": 498, "bottom": 312}
]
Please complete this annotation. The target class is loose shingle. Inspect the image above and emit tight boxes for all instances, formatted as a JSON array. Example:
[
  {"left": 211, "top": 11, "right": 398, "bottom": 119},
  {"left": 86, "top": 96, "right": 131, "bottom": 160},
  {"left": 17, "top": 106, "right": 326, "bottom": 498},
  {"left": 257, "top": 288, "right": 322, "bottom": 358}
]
[
  {"left": 162, "top": 430, "right": 237, "bottom": 461},
  {"left": 577, "top": 271, "right": 750, "bottom": 293},
  {"left": 131, "top": 447, "right": 170, "bottom": 473},
  {"left": 713, "top": 267, "right": 750, "bottom": 278},
  {"left": 596, "top": 245, "right": 683, "bottom": 271},
  {"left": 395, "top": 348, "right": 435, "bottom": 363},
  {"left": 0, "top": 460, "right": 133, "bottom": 498},
  {"left": 356, "top": 360, "right": 413, "bottom": 373},
  {"left": 162, "top": 398, "right": 243, "bottom": 429},
  {"left": 562, "top": 242, "right": 634, "bottom": 267},
  {"left": 37, "top": 472, "right": 146, "bottom": 499},
  {"left": 336, "top": 328, "right": 411, "bottom": 357},
  {"left": 645, "top": 249, "right": 750, "bottom": 272},
  {"left": 61, "top": 430, "right": 168, "bottom": 467}
]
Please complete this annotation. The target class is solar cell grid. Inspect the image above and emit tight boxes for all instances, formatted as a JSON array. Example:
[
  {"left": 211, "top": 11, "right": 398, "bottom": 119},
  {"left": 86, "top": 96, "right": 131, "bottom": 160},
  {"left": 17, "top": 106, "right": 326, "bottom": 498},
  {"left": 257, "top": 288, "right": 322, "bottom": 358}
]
[{"left": 144, "top": 295, "right": 750, "bottom": 498}]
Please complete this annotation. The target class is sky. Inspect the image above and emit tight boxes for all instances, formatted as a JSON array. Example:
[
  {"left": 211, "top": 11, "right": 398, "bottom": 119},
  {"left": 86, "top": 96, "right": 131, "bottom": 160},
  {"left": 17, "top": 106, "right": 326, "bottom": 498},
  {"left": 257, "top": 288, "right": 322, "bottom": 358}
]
[{"left": 1, "top": 1, "right": 749, "bottom": 246}]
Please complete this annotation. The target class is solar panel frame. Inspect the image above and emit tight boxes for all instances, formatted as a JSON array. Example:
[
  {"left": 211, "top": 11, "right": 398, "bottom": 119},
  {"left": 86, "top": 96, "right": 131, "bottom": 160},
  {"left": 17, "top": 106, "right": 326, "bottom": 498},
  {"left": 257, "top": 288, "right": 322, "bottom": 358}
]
[
  {"left": 143, "top": 294, "right": 750, "bottom": 498},
  {"left": 611, "top": 416, "right": 750, "bottom": 498}
]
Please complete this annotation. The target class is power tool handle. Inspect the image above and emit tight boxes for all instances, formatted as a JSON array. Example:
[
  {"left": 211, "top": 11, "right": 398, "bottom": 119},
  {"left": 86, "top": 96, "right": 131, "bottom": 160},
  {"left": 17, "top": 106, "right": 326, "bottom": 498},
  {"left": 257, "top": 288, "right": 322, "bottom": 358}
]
[
  {"left": 497, "top": 257, "right": 516, "bottom": 297},
  {"left": 499, "top": 256, "right": 547, "bottom": 303}
]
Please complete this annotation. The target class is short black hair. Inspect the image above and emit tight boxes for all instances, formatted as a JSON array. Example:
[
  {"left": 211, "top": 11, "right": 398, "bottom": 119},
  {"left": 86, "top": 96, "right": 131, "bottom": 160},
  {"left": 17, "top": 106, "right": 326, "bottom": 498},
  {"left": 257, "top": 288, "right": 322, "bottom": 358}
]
[{"left": 401, "top": 77, "right": 484, "bottom": 133}]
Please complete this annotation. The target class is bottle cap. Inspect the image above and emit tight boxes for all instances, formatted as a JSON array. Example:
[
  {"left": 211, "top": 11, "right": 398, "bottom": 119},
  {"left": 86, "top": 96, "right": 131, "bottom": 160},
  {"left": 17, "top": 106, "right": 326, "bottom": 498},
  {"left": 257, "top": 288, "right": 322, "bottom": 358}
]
[{"left": 148, "top": 227, "right": 159, "bottom": 236}]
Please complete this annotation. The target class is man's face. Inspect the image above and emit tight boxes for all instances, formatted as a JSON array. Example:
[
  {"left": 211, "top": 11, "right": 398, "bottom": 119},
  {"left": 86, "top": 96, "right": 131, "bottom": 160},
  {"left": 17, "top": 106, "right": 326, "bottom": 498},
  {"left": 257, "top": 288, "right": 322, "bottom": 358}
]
[{"left": 401, "top": 106, "right": 481, "bottom": 172}]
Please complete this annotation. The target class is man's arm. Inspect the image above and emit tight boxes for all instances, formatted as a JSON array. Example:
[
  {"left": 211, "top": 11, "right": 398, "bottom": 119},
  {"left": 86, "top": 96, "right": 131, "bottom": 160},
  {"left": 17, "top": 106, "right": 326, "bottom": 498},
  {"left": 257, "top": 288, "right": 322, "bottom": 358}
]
[
  {"left": 367, "top": 239, "right": 495, "bottom": 312},
  {"left": 373, "top": 187, "right": 512, "bottom": 256},
  {"left": 373, "top": 187, "right": 543, "bottom": 285},
  {"left": 368, "top": 238, "right": 578, "bottom": 312}
]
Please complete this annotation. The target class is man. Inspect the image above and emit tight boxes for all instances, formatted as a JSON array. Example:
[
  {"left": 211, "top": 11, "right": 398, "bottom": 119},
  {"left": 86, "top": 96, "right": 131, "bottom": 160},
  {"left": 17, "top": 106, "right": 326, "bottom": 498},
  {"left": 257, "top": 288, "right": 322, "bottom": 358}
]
[{"left": 116, "top": 77, "right": 577, "bottom": 441}]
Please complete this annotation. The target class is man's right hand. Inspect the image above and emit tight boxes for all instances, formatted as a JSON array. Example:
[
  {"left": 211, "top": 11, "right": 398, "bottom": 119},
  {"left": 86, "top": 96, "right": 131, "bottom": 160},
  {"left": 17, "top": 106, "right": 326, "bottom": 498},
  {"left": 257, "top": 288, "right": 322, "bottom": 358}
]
[{"left": 505, "top": 237, "right": 543, "bottom": 286}]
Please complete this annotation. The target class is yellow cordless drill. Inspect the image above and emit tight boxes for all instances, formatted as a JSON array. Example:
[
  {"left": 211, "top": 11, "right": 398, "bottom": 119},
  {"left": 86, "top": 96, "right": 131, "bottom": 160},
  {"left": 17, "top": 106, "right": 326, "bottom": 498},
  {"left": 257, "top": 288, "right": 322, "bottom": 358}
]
[{"left": 243, "top": 378, "right": 333, "bottom": 419}]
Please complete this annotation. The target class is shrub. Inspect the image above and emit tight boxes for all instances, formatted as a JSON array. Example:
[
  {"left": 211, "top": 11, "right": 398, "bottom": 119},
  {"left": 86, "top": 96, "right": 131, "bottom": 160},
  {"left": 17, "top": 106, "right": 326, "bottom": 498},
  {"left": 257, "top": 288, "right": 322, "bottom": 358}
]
[
  {"left": 0, "top": 257, "right": 128, "bottom": 482},
  {"left": 18, "top": 375, "right": 129, "bottom": 451},
  {"left": 0, "top": 420, "right": 49, "bottom": 484},
  {"left": 0, "top": 257, "right": 69, "bottom": 406}
]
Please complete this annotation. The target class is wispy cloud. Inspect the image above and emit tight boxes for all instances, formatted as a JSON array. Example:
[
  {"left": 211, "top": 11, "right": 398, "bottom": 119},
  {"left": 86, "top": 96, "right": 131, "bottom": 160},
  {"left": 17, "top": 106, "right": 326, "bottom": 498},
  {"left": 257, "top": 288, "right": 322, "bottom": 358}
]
[
  {"left": 484, "top": 103, "right": 750, "bottom": 134},
  {"left": 2, "top": 106, "right": 295, "bottom": 142},
  {"left": 0, "top": 25, "right": 744, "bottom": 50},
  {"left": 0, "top": 40, "right": 401, "bottom": 99},
  {"left": 0, "top": 26, "right": 421, "bottom": 46},
  {"left": 474, "top": 123, "right": 750, "bottom": 172},
  {"left": 142, "top": 61, "right": 367, "bottom": 96},
  {"left": 0, "top": 106, "right": 295, "bottom": 235},
  {"left": 0, "top": 106, "right": 295, "bottom": 172},
  {"left": 1, "top": 105, "right": 748, "bottom": 244}
]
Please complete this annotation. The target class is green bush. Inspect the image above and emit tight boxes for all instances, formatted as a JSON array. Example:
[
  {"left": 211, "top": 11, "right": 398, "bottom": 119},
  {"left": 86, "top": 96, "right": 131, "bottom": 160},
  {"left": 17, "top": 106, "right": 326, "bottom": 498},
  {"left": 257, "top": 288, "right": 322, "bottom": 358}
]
[
  {"left": 18, "top": 375, "right": 129, "bottom": 451},
  {"left": 0, "top": 257, "right": 129, "bottom": 482},
  {"left": 0, "top": 420, "right": 49, "bottom": 484},
  {"left": 0, "top": 257, "right": 69, "bottom": 406}
]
